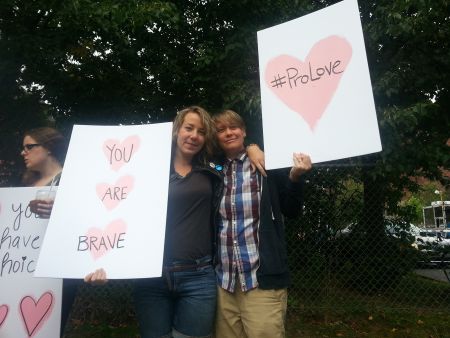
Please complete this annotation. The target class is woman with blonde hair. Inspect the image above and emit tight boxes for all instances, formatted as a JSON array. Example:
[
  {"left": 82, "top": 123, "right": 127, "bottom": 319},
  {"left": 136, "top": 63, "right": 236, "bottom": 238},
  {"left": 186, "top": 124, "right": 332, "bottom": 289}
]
[
  {"left": 132, "top": 106, "right": 223, "bottom": 338},
  {"left": 84, "top": 107, "right": 265, "bottom": 337}
]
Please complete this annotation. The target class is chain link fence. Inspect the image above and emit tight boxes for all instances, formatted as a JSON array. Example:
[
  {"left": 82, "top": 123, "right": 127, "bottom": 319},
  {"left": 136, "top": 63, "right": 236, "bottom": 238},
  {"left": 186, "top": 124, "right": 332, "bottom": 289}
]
[
  {"left": 64, "top": 165, "right": 450, "bottom": 327},
  {"left": 286, "top": 165, "right": 450, "bottom": 314},
  {"left": 1, "top": 131, "right": 449, "bottom": 326}
]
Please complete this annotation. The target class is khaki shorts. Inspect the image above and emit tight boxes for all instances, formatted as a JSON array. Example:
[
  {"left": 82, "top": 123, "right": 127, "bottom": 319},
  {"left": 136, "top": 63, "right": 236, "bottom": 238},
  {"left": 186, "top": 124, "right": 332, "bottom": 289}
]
[{"left": 215, "top": 285, "right": 287, "bottom": 338}]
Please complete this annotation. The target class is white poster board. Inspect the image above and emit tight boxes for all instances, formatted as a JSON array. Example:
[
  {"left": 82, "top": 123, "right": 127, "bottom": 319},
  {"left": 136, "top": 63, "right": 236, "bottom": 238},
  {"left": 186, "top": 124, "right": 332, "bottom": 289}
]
[
  {"left": 257, "top": 0, "right": 382, "bottom": 169},
  {"left": 0, "top": 187, "right": 62, "bottom": 338},
  {"left": 35, "top": 123, "right": 173, "bottom": 279}
]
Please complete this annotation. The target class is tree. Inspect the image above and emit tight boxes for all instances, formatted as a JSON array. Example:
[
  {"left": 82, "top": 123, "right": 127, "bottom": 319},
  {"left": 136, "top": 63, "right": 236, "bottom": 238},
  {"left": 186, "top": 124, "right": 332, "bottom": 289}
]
[{"left": 1, "top": 0, "right": 448, "bottom": 193}]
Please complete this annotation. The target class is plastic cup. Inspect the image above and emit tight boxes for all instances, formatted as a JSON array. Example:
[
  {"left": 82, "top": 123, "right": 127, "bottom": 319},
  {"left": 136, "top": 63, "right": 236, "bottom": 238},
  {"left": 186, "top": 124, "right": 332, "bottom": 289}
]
[{"left": 35, "top": 189, "right": 57, "bottom": 202}]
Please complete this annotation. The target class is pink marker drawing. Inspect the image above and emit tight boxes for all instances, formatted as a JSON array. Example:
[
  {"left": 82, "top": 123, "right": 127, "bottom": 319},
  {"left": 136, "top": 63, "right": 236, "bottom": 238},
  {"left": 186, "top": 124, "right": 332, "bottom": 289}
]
[
  {"left": 82, "top": 219, "right": 128, "bottom": 260},
  {"left": 103, "top": 135, "right": 141, "bottom": 171},
  {"left": 96, "top": 175, "right": 135, "bottom": 210},
  {"left": 19, "top": 292, "right": 54, "bottom": 337},
  {"left": 0, "top": 304, "right": 8, "bottom": 328},
  {"left": 265, "top": 35, "right": 353, "bottom": 131}
]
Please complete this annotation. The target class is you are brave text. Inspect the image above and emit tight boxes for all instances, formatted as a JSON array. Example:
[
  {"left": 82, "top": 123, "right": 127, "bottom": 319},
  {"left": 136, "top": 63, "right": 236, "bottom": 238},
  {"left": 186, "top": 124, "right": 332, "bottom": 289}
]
[
  {"left": 100, "top": 186, "right": 130, "bottom": 202},
  {"left": 77, "top": 233, "right": 126, "bottom": 252},
  {"left": 104, "top": 142, "right": 136, "bottom": 165}
]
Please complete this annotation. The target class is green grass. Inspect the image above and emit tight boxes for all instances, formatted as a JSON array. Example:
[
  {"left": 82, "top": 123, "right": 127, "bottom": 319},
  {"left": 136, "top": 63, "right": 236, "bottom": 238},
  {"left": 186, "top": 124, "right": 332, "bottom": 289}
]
[
  {"left": 286, "top": 308, "right": 450, "bottom": 338},
  {"left": 64, "top": 309, "right": 450, "bottom": 338},
  {"left": 64, "top": 274, "right": 450, "bottom": 338},
  {"left": 64, "top": 323, "right": 139, "bottom": 338}
]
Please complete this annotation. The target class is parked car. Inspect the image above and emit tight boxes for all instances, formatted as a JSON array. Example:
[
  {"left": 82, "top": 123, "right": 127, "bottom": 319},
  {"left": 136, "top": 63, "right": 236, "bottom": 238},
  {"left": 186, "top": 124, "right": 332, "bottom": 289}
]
[
  {"left": 437, "top": 230, "right": 450, "bottom": 247},
  {"left": 337, "top": 221, "right": 448, "bottom": 253},
  {"left": 416, "top": 229, "right": 439, "bottom": 244},
  {"left": 441, "top": 230, "right": 450, "bottom": 240},
  {"left": 338, "top": 220, "right": 418, "bottom": 240},
  {"left": 414, "top": 229, "right": 450, "bottom": 250}
]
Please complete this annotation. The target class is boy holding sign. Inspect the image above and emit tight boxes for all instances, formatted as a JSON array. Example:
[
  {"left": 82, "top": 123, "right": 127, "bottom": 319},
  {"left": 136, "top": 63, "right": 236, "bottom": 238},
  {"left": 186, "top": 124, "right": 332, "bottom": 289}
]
[{"left": 213, "top": 110, "right": 312, "bottom": 338}]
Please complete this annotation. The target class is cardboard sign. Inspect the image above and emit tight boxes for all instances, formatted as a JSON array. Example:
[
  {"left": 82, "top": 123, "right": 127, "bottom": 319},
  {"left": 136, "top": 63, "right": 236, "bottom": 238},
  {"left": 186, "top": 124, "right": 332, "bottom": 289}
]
[
  {"left": 257, "top": 0, "right": 382, "bottom": 169},
  {"left": 34, "top": 123, "right": 173, "bottom": 279},
  {"left": 0, "top": 187, "right": 62, "bottom": 338}
]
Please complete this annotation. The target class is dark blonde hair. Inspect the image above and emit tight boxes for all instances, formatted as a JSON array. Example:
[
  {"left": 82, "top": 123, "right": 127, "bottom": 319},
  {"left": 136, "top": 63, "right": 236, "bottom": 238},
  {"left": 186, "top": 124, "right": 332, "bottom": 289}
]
[
  {"left": 212, "top": 109, "right": 246, "bottom": 131},
  {"left": 172, "top": 106, "right": 217, "bottom": 165},
  {"left": 22, "top": 127, "right": 67, "bottom": 186}
]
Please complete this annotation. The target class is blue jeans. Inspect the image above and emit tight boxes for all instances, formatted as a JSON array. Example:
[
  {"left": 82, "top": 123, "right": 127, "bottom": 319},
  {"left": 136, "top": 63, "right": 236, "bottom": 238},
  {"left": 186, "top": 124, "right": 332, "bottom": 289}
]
[{"left": 133, "top": 256, "right": 217, "bottom": 338}]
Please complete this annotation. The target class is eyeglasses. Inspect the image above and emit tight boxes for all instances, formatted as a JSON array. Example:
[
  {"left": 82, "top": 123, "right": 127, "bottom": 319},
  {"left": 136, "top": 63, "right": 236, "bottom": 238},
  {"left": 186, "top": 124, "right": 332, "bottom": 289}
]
[{"left": 22, "top": 143, "right": 41, "bottom": 152}]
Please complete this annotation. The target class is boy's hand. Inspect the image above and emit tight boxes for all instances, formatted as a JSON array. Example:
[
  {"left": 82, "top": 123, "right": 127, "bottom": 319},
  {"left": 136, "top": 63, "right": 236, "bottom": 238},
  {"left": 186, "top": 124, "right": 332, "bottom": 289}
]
[{"left": 289, "top": 153, "right": 312, "bottom": 182}]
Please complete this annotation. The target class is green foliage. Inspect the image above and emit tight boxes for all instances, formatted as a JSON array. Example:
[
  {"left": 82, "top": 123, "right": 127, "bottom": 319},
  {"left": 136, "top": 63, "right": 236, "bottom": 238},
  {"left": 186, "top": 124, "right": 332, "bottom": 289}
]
[
  {"left": 335, "top": 234, "right": 419, "bottom": 294},
  {"left": 0, "top": 0, "right": 448, "bottom": 212},
  {"left": 401, "top": 196, "right": 423, "bottom": 224}
]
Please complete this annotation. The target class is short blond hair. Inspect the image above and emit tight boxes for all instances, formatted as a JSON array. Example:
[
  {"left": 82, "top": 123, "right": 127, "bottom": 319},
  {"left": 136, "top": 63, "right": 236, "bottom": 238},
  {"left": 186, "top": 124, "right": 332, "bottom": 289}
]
[{"left": 213, "top": 109, "right": 246, "bottom": 131}]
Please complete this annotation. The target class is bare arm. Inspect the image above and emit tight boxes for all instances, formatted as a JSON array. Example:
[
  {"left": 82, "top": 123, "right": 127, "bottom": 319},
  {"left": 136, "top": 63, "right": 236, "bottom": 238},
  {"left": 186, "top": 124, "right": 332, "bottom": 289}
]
[{"left": 246, "top": 144, "right": 267, "bottom": 177}]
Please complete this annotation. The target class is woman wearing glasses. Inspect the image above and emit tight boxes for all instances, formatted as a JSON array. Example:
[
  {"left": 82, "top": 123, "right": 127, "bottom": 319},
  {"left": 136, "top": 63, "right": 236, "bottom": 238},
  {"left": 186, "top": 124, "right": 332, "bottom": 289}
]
[
  {"left": 21, "top": 127, "right": 66, "bottom": 188},
  {"left": 21, "top": 126, "right": 78, "bottom": 337}
]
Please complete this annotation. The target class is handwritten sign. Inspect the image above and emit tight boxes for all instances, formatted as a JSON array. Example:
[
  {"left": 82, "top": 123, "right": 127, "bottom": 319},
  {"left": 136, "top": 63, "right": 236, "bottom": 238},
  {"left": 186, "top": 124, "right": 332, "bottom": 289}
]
[
  {"left": 257, "top": 0, "right": 382, "bottom": 169},
  {"left": 34, "top": 123, "right": 173, "bottom": 279},
  {"left": 0, "top": 187, "right": 62, "bottom": 338}
]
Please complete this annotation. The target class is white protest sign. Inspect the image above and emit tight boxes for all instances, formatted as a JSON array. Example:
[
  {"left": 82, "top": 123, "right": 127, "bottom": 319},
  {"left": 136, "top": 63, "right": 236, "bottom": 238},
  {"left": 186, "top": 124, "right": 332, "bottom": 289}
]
[
  {"left": 35, "top": 123, "right": 172, "bottom": 279},
  {"left": 0, "top": 187, "right": 62, "bottom": 338},
  {"left": 257, "top": 0, "right": 382, "bottom": 169}
]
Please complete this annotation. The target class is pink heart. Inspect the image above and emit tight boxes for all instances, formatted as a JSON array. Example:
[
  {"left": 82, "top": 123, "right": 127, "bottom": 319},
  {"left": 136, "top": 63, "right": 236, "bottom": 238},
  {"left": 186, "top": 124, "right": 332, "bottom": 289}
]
[
  {"left": 0, "top": 304, "right": 8, "bottom": 327},
  {"left": 265, "top": 35, "right": 352, "bottom": 130},
  {"left": 96, "top": 175, "right": 135, "bottom": 210},
  {"left": 19, "top": 292, "right": 53, "bottom": 337},
  {"left": 86, "top": 219, "right": 127, "bottom": 260},
  {"left": 103, "top": 135, "right": 141, "bottom": 171}
]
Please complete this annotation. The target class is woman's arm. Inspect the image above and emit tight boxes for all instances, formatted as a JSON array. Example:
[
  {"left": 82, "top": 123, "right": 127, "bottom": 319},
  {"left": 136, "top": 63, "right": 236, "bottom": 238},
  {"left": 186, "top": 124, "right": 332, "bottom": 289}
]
[{"left": 246, "top": 144, "right": 267, "bottom": 177}]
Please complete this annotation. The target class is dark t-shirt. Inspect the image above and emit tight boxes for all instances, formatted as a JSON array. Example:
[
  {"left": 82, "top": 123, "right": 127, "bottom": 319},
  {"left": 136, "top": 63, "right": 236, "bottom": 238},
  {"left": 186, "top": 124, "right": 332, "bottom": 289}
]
[{"left": 163, "top": 170, "right": 213, "bottom": 262}]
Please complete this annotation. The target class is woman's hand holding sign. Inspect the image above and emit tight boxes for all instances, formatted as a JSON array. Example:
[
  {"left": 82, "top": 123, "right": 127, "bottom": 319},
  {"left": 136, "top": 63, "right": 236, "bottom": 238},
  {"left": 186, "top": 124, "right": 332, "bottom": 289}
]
[{"left": 84, "top": 268, "right": 108, "bottom": 285}]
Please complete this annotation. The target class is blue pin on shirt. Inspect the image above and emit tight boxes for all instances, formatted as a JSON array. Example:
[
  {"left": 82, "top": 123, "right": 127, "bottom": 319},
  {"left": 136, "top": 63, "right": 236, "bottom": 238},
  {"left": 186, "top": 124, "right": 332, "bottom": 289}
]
[{"left": 209, "top": 162, "right": 223, "bottom": 171}]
